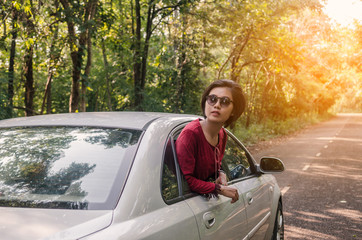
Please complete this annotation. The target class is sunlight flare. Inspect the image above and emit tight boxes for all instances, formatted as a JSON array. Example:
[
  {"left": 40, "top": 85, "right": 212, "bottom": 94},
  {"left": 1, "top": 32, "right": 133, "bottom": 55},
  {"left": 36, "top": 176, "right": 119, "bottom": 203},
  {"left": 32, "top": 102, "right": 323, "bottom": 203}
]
[{"left": 323, "top": 0, "right": 362, "bottom": 27}]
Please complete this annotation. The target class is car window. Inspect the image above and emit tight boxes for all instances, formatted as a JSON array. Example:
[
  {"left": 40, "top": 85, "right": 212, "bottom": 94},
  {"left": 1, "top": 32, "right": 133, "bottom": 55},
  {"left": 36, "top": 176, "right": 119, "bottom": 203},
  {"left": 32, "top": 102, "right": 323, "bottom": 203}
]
[
  {"left": 161, "top": 126, "right": 191, "bottom": 204},
  {"left": 222, "top": 135, "right": 252, "bottom": 182},
  {"left": 162, "top": 124, "right": 254, "bottom": 203},
  {"left": 162, "top": 138, "right": 179, "bottom": 202},
  {"left": 0, "top": 127, "right": 142, "bottom": 210}
]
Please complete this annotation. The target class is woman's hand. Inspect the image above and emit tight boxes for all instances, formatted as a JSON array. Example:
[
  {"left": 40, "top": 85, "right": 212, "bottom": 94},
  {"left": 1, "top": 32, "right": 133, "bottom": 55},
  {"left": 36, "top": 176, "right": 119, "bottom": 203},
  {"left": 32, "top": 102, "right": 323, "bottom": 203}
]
[
  {"left": 217, "top": 185, "right": 239, "bottom": 203},
  {"left": 215, "top": 171, "right": 228, "bottom": 186}
]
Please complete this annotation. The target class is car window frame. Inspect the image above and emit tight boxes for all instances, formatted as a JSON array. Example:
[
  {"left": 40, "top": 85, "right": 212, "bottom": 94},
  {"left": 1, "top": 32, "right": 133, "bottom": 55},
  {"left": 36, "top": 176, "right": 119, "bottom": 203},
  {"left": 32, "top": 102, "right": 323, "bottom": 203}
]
[
  {"left": 161, "top": 122, "right": 196, "bottom": 205},
  {"left": 161, "top": 123, "right": 259, "bottom": 204}
]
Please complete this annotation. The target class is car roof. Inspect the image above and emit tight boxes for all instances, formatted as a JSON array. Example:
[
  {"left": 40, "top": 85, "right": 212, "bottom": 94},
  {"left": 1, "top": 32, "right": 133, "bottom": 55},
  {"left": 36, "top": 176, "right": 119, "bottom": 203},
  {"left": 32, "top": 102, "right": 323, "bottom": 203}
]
[{"left": 0, "top": 112, "right": 198, "bottom": 130}]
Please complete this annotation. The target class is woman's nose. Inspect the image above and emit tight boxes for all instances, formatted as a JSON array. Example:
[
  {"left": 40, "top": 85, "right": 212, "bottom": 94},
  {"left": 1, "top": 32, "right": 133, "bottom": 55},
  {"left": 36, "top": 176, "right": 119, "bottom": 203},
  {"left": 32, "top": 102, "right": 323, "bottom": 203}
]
[{"left": 214, "top": 100, "right": 221, "bottom": 108}]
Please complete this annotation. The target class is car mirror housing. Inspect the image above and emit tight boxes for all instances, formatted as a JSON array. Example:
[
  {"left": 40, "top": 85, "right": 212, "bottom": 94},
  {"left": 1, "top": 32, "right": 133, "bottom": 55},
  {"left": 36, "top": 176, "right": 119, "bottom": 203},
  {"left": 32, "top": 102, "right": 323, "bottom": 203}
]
[{"left": 259, "top": 157, "right": 285, "bottom": 173}]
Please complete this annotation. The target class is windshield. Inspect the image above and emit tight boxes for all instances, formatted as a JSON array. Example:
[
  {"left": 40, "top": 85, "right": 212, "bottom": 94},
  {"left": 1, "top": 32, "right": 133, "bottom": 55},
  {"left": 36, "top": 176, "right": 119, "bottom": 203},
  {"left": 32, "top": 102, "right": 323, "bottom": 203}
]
[{"left": 0, "top": 127, "right": 142, "bottom": 210}]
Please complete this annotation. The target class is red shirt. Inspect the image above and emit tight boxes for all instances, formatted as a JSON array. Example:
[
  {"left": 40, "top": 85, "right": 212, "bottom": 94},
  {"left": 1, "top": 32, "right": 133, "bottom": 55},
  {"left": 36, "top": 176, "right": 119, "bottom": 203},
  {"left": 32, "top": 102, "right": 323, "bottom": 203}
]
[{"left": 176, "top": 119, "right": 227, "bottom": 194}]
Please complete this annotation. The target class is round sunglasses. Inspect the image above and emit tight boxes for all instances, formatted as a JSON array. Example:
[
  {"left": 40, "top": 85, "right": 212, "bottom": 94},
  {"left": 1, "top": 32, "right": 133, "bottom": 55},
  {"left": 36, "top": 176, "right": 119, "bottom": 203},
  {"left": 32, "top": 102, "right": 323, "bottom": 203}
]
[{"left": 206, "top": 94, "right": 233, "bottom": 107}]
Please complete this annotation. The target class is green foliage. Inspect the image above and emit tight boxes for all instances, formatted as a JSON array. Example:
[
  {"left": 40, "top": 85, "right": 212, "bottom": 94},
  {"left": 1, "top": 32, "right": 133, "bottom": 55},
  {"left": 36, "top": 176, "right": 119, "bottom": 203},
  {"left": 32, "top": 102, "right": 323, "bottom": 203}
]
[
  {"left": 0, "top": 95, "right": 9, "bottom": 120},
  {"left": 0, "top": 69, "right": 10, "bottom": 120},
  {"left": 0, "top": 0, "right": 360, "bottom": 132}
]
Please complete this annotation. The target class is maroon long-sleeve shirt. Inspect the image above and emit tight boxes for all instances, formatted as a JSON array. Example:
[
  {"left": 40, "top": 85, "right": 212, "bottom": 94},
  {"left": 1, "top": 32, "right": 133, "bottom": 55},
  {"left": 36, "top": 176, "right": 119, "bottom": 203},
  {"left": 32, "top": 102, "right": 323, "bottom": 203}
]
[{"left": 176, "top": 119, "right": 227, "bottom": 194}]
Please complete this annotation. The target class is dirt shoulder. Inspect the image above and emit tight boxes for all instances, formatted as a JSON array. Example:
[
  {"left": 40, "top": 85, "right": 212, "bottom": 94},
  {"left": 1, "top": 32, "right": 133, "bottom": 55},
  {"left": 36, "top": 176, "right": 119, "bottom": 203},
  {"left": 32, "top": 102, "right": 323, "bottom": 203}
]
[
  {"left": 247, "top": 135, "right": 290, "bottom": 155},
  {"left": 246, "top": 124, "right": 319, "bottom": 155}
]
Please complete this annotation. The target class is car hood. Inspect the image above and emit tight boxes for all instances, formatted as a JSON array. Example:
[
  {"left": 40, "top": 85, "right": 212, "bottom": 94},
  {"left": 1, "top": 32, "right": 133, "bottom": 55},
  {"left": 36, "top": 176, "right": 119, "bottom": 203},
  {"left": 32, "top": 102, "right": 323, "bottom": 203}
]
[{"left": 0, "top": 207, "right": 113, "bottom": 240}]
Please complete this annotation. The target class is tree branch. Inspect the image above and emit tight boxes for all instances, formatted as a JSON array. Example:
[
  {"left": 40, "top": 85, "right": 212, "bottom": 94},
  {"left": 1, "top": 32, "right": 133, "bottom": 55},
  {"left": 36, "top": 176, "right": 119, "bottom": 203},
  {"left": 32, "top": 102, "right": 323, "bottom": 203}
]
[
  {"left": 217, "top": 28, "right": 253, "bottom": 79},
  {"left": 154, "top": 0, "right": 185, "bottom": 15}
]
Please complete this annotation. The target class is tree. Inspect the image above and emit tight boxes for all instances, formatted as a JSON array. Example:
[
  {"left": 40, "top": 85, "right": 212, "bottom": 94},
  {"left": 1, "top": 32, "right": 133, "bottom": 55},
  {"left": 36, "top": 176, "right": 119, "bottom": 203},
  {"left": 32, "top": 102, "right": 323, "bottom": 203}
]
[
  {"left": 59, "top": 0, "right": 98, "bottom": 113},
  {"left": 1, "top": 2, "right": 19, "bottom": 118},
  {"left": 0, "top": 0, "right": 360, "bottom": 121},
  {"left": 41, "top": 1, "right": 62, "bottom": 114},
  {"left": 196, "top": 0, "right": 322, "bottom": 125},
  {"left": 131, "top": 0, "right": 194, "bottom": 110},
  {"left": 22, "top": 11, "right": 35, "bottom": 116}
]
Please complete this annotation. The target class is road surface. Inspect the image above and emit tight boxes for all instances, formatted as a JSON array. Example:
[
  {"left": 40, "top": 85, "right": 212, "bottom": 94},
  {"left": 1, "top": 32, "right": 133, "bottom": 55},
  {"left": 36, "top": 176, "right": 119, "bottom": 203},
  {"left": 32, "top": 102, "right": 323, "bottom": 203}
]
[{"left": 252, "top": 113, "right": 362, "bottom": 240}]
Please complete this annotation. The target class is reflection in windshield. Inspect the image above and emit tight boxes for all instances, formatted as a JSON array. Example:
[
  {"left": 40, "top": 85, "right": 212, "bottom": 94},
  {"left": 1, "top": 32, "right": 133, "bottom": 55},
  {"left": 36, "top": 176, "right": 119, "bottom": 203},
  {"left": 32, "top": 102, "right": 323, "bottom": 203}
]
[{"left": 0, "top": 127, "right": 142, "bottom": 210}]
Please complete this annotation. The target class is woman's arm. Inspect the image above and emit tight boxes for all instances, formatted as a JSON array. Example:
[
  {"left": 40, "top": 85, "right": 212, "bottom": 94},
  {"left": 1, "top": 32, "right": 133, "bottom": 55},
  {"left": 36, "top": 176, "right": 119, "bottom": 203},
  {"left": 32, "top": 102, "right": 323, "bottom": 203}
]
[{"left": 215, "top": 171, "right": 228, "bottom": 186}]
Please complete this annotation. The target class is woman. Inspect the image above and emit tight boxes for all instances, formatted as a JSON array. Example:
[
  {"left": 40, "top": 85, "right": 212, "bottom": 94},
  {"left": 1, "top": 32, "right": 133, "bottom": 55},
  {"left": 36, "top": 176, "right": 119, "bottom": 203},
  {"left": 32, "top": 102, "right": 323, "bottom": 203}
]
[{"left": 176, "top": 79, "right": 246, "bottom": 203}]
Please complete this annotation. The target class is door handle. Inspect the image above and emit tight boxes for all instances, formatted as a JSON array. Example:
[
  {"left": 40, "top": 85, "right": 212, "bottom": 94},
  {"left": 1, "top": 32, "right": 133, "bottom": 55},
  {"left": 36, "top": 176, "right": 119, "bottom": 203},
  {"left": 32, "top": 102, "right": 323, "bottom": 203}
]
[
  {"left": 203, "top": 212, "right": 216, "bottom": 229},
  {"left": 246, "top": 192, "right": 253, "bottom": 205}
]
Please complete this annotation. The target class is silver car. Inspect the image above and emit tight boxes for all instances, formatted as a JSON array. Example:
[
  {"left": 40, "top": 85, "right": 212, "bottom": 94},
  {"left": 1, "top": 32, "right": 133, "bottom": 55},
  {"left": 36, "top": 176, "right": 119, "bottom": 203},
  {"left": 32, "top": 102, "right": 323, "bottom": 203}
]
[{"left": 0, "top": 112, "right": 284, "bottom": 240}]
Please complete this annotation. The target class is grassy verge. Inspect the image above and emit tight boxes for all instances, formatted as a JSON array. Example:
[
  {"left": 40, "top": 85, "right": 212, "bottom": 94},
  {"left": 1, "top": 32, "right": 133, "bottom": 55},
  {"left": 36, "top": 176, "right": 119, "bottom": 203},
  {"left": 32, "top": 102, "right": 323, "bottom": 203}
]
[{"left": 232, "top": 112, "right": 335, "bottom": 147}]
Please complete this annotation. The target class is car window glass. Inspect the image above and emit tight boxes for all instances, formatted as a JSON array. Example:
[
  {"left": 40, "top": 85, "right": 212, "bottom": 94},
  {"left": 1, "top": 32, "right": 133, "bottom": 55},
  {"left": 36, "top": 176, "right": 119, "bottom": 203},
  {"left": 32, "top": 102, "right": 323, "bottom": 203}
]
[
  {"left": 162, "top": 138, "right": 179, "bottom": 202},
  {"left": 0, "top": 127, "right": 142, "bottom": 210},
  {"left": 222, "top": 135, "right": 252, "bottom": 181},
  {"left": 181, "top": 173, "right": 191, "bottom": 195},
  {"left": 161, "top": 125, "right": 193, "bottom": 203}
]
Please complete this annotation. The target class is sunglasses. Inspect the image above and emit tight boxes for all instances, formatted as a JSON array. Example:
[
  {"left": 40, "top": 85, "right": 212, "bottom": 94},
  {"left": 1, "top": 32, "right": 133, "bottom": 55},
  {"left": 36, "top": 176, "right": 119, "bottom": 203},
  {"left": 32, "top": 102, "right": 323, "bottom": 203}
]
[{"left": 206, "top": 94, "right": 233, "bottom": 107}]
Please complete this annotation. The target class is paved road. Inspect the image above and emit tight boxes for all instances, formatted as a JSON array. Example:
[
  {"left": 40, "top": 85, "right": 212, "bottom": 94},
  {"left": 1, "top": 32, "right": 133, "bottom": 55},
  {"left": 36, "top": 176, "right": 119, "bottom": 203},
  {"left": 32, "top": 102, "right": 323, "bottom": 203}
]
[{"left": 252, "top": 113, "right": 362, "bottom": 240}]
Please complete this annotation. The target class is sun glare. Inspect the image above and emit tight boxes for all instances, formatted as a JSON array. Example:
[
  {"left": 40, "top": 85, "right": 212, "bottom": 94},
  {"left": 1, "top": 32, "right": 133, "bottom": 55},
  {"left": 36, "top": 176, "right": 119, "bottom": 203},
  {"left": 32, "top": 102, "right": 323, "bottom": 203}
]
[{"left": 323, "top": 0, "right": 362, "bottom": 27}]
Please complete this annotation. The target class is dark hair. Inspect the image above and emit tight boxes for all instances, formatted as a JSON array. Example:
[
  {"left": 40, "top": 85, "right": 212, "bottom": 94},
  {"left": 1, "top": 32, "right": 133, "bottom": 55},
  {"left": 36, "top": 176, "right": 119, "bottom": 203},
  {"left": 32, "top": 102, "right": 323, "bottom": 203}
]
[{"left": 201, "top": 79, "right": 246, "bottom": 128}]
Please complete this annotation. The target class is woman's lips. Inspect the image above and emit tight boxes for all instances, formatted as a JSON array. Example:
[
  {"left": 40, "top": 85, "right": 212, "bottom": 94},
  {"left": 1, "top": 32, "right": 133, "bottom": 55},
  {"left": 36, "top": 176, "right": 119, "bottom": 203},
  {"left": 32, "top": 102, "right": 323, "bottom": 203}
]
[{"left": 211, "top": 111, "right": 220, "bottom": 116}]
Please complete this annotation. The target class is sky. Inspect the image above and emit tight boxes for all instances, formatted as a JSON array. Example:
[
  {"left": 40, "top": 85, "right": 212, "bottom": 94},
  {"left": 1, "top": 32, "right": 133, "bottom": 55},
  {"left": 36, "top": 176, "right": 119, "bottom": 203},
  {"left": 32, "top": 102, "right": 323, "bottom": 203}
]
[{"left": 323, "top": 0, "right": 362, "bottom": 27}]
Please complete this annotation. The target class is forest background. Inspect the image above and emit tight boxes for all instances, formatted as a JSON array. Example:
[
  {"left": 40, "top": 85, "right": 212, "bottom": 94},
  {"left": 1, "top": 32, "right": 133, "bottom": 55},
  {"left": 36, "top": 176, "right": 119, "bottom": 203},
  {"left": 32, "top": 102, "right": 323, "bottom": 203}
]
[{"left": 0, "top": 0, "right": 361, "bottom": 144}]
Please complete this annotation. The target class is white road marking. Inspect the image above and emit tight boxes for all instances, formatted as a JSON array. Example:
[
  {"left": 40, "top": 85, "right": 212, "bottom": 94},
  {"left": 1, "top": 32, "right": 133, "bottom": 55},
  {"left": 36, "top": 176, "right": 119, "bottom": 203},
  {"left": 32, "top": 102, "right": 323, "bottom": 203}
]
[
  {"left": 316, "top": 152, "right": 321, "bottom": 157},
  {"left": 281, "top": 186, "right": 290, "bottom": 195},
  {"left": 303, "top": 164, "right": 310, "bottom": 171}
]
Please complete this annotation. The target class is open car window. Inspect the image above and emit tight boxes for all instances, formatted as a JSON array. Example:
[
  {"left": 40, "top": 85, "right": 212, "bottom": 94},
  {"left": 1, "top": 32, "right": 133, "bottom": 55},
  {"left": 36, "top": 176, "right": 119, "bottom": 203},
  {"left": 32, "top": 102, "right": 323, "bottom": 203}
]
[{"left": 161, "top": 124, "right": 255, "bottom": 204}]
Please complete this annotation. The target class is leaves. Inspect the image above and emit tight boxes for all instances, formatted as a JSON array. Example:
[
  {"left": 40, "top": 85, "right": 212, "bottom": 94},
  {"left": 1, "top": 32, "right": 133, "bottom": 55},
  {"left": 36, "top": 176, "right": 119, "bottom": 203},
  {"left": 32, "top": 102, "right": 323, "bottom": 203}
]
[{"left": 0, "top": 0, "right": 360, "bottom": 121}]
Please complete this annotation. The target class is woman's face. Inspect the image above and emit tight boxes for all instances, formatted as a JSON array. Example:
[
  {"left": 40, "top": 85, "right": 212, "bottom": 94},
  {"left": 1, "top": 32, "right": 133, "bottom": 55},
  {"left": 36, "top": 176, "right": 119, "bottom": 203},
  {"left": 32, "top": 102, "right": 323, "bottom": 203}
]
[{"left": 204, "top": 87, "right": 234, "bottom": 125}]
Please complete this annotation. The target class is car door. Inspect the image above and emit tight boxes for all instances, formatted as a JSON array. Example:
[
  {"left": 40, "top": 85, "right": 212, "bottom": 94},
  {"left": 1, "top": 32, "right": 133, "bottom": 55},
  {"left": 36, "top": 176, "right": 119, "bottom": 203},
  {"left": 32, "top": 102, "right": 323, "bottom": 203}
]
[
  {"left": 167, "top": 125, "right": 249, "bottom": 240},
  {"left": 223, "top": 132, "right": 272, "bottom": 239},
  {"left": 184, "top": 190, "right": 248, "bottom": 240}
]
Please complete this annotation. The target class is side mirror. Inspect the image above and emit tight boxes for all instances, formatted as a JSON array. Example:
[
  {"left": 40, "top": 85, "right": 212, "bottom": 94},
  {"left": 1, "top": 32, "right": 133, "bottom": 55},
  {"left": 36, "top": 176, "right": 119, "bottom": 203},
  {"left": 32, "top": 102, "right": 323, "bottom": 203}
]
[{"left": 259, "top": 157, "right": 285, "bottom": 173}]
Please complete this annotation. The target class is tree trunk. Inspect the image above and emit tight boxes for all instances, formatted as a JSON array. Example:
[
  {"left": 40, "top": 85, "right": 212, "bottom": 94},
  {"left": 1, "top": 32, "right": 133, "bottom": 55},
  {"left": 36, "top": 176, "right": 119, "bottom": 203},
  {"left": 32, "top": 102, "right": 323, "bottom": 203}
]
[
  {"left": 231, "top": 56, "right": 238, "bottom": 81},
  {"left": 81, "top": 33, "right": 92, "bottom": 112},
  {"left": 175, "top": 14, "right": 187, "bottom": 113},
  {"left": 60, "top": 0, "right": 81, "bottom": 113},
  {"left": 80, "top": 0, "right": 97, "bottom": 112},
  {"left": 41, "top": 16, "right": 60, "bottom": 115},
  {"left": 69, "top": 49, "right": 82, "bottom": 112},
  {"left": 7, "top": 11, "right": 17, "bottom": 117},
  {"left": 133, "top": 0, "right": 143, "bottom": 110},
  {"left": 140, "top": 2, "right": 154, "bottom": 90},
  {"left": 133, "top": 0, "right": 155, "bottom": 110},
  {"left": 101, "top": 38, "right": 113, "bottom": 110},
  {"left": 24, "top": 45, "right": 34, "bottom": 116},
  {"left": 23, "top": 9, "right": 36, "bottom": 117},
  {"left": 41, "top": 71, "right": 53, "bottom": 114},
  {"left": 46, "top": 79, "right": 52, "bottom": 114}
]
